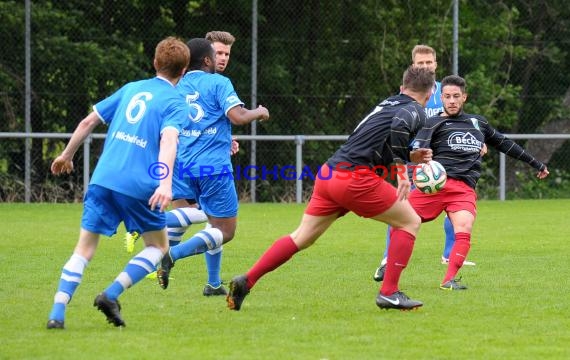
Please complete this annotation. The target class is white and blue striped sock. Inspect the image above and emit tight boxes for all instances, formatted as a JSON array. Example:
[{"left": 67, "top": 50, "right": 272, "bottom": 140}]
[
  {"left": 171, "top": 228, "right": 223, "bottom": 261},
  {"left": 166, "top": 207, "right": 208, "bottom": 247},
  {"left": 104, "top": 246, "right": 163, "bottom": 300},
  {"left": 48, "top": 254, "right": 88, "bottom": 321}
]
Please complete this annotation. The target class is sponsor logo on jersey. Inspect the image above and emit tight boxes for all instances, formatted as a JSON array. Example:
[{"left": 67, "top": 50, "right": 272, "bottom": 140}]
[
  {"left": 447, "top": 131, "right": 482, "bottom": 152},
  {"left": 180, "top": 127, "right": 218, "bottom": 137},
  {"left": 113, "top": 131, "right": 148, "bottom": 149},
  {"left": 470, "top": 117, "right": 480, "bottom": 130},
  {"left": 379, "top": 99, "right": 401, "bottom": 106}
]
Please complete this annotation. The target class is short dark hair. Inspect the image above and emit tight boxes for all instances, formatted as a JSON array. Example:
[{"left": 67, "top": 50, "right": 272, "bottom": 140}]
[
  {"left": 186, "top": 38, "right": 214, "bottom": 70},
  {"left": 402, "top": 65, "right": 434, "bottom": 94},
  {"left": 441, "top": 75, "right": 466, "bottom": 93}
]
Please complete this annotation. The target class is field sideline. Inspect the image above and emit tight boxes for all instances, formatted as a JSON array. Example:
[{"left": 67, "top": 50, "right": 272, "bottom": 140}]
[{"left": 1, "top": 200, "right": 569, "bottom": 359}]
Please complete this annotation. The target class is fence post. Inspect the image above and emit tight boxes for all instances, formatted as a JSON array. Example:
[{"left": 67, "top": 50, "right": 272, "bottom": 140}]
[
  {"left": 452, "top": 0, "right": 459, "bottom": 75},
  {"left": 83, "top": 135, "right": 92, "bottom": 196},
  {"left": 295, "top": 135, "right": 305, "bottom": 204},
  {"left": 250, "top": 0, "right": 258, "bottom": 203},
  {"left": 499, "top": 152, "right": 506, "bottom": 201},
  {"left": 24, "top": 0, "right": 31, "bottom": 203}
]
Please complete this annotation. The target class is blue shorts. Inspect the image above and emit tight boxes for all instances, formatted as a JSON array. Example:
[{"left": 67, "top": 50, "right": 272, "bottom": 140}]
[
  {"left": 172, "top": 174, "right": 238, "bottom": 218},
  {"left": 81, "top": 184, "right": 166, "bottom": 236}
]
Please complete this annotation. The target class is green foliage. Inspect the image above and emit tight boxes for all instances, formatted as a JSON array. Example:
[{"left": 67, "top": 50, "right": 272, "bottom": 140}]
[
  {"left": 2, "top": 1, "right": 570, "bottom": 201},
  {"left": 509, "top": 168, "right": 570, "bottom": 199},
  {"left": 1, "top": 201, "right": 569, "bottom": 359}
]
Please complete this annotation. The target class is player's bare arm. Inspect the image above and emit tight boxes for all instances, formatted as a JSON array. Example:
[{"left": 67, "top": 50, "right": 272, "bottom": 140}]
[
  {"left": 51, "top": 112, "right": 101, "bottom": 175},
  {"left": 228, "top": 105, "right": 270, "bottom": 125},
  {"left": 149, "top": 128, "right": 179, "bottom": 212}
]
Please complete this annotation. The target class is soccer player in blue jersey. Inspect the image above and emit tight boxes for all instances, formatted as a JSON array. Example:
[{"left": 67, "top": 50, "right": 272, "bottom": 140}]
[
  {"left": 156, "top": 38, "right": 269, "bottom": 291},
  {"left": 46, "top": 37, "right": 190, "bottom": 329},
  {"left": 373, "top": 45, "right": 475, "bottom": 282},
  {"left": 197, "top": 31, "right": 238, "bottom": 296},
  {"left": 125, "top": 32, "right": 240, "bottom": 296}
]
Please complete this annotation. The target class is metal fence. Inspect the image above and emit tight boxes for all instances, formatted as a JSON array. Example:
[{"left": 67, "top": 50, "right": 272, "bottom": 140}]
[
  {"left": 2, "top": 1, "right": 570, "bottom": 202},
  {"left": 2, "top": 132, "right": 569, "bottom": 203}
]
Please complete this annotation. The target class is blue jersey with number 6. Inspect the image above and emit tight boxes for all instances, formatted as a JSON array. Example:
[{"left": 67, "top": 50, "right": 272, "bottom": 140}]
[{"left": 90, "top": 76, "right": 188, "bottom": 200}]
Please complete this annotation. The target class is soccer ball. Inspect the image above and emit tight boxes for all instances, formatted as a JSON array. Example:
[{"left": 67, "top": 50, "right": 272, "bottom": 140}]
[{"left": 413, "top": 160, "right": 447, "bottom": 194}]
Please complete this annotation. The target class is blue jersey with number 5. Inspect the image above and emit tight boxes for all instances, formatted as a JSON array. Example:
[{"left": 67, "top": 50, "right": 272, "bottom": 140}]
[
  {"left": 176, "top": 70, "right": 244, "bottom": 177},
  {"left": 90, "top": 76, "right": 188, "bottom": 200}
]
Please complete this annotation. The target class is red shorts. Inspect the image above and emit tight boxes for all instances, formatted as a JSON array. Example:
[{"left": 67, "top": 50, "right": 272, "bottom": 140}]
[
  {"left": 305, "top": 165, "right": 398, "bottom": 218},
  {"left": 408, "top": 178, "right": 477, "bottom": 222}
]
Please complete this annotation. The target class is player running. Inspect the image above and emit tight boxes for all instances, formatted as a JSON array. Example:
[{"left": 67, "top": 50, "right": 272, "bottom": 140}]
[{"left": 226, "top": 66, "right": 435, "bottom": 311}]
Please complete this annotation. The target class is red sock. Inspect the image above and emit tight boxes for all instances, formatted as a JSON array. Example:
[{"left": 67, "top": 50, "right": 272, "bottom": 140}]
[
  {"left": 380, "top": 229, "right": 415, "bottom": 295},
  {"left": 442, "top": 232, "right": 471, "bottom": 284},
  {"left": 246, "top": 235, "right": 300, "bottom": 289}
]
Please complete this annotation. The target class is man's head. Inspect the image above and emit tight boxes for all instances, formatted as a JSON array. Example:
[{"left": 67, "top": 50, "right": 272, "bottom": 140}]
[
  {"left": 401, "top": 65, "right": 435, "bottom": 107},
  {"left": 440, "top": 75, "right": 467, "bottom": 116},
  {"left": 186, "top": 38, "right": 215, "bottom": 73},
  {"left": 153, "top": 36, "right": 190, "bottom": 79},
  {"left": 205, "top": 31, "right": 235, "bottom": 73},
  {"left": 411, "top": 45, "right": 437, "bottom": 75}
]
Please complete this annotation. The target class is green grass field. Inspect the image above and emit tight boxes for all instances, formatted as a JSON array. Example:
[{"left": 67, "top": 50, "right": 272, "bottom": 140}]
[{"left": 1, "top": 200, "right": 569, "bottom": 359}]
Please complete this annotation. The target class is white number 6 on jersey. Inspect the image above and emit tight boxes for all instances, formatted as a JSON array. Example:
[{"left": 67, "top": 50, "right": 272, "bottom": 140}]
[{"left": 126, "top": 92, "right": 153, "bottom": 124}]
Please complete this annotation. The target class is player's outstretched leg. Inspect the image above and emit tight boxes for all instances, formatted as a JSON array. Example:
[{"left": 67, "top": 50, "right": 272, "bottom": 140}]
[
  {"left": 158, "top": 228, "right": 224, "bottom": 290},
  {"left": 93, "top": 293, "right": 125, "bottom": 327},
  {"left": 95, "top": 246, "right": 162, "bottom": 326},
  {"left": 227, "top": 235, "right": 301, "bottom": 310},
  {"left": 227, "top": 275, "right": 250, "bottom": 311}
]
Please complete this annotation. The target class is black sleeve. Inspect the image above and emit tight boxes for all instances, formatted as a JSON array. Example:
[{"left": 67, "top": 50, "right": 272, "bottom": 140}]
[
  {"left": 483, "top": 121, "right": 546, "bottom": 171},
  {"left": 391, "top": 106, "right": 425, "bottom": 164},
  {"left": 411, "top": 117, "right": 439, "bottom": 150}
]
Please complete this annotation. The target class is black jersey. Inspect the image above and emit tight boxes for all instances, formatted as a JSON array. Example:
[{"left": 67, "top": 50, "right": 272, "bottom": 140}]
[
  {"left": 412, "top": 112, "right": 546, "bottom": 188},
  {"left": 327, "top": 94, "right": 427, "bottom": 170}
]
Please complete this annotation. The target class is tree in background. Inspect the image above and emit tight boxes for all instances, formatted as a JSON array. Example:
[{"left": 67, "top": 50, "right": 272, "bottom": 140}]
[{"left": 1, "top": 0, "right": 569, "bottom": 201}]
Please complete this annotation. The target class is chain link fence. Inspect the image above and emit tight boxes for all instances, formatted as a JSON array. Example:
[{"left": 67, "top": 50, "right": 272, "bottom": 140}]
[{"left": 2, "top": 0, "right": 570, "bottom": 202}]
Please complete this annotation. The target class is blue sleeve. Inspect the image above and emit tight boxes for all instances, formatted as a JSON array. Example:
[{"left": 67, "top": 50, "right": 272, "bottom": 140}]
[
  {"left": 93, "top": 86, "right": 127, "bottom": 125},
  {"left": 161, "top": 96, "right": 188, "bottom": 134},
  {"left": 216, "top": 76, "right": 244, "bottom": 115}
]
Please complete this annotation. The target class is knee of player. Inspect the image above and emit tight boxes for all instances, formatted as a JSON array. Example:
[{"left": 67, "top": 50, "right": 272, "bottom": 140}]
[
  {"left": 221, "top": 229, "right": 236, "bottom": 243},
  {"left": 407, "top": 213, "right": 422, "bottom": 234}
]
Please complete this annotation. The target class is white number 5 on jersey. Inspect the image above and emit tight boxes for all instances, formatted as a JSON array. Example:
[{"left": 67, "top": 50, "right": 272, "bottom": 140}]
[{"left": 186, "top": 92, "right": 205, "bottom": 123}]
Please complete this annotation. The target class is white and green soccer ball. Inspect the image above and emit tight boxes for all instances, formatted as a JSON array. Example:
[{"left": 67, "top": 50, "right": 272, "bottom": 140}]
[{"left": 413, "top": 160, "right": 447, "bottom": 194}]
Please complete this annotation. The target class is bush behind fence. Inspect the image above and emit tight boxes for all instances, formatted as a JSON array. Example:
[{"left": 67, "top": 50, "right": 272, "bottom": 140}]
[
  {"left": 1, "top": 134, "right": 569, "bottom": 202},
  {"left": 2, "top": 1, "right": 570, "bottom": 201}
]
